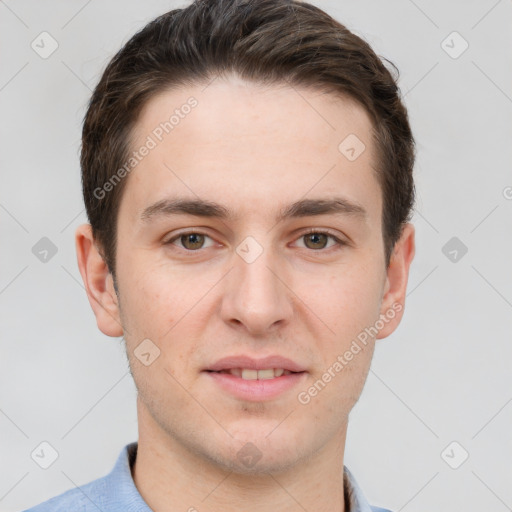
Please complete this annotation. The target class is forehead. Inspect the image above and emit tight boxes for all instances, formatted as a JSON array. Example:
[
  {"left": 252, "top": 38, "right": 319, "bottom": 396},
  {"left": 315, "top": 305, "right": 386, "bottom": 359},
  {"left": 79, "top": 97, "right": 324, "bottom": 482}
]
[
  {"left": 121, "top": 76, "right": 381, "bottom": 227},
  {"left": 134, "top": 76, "right": 374, "bottom": 153}
]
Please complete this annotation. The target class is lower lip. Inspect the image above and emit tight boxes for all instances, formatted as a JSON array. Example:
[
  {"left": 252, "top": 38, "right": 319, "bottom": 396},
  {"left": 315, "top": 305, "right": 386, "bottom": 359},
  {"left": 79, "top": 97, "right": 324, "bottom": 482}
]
[{"left": 204, "top": 371, "right": 307, "bottom": 401}]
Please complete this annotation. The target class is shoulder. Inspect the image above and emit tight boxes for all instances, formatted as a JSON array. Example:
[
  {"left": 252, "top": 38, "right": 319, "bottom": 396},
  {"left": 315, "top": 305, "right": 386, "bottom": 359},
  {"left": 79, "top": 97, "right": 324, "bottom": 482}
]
[
  {"left": 21, "top": 475, "right": 107, "bottom": 512},
  {"left": 21, "top": 442, "right": 138, "bottom": 512},
  {"left": 371, "top": 507, "right": 394, "bottom": 512}
]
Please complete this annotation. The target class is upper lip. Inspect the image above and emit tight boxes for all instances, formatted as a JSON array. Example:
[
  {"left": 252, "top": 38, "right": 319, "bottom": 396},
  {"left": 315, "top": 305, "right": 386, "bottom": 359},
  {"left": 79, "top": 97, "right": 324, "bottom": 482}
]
[{"left": 205, "top": 355, "right": 307, "bottom": 373}]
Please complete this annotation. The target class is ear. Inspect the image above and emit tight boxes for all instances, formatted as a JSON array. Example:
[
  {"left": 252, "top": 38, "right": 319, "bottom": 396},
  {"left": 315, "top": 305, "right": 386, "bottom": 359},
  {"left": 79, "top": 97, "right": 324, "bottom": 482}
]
[
  {"left": 75, "top": 223, "right": 124, "bottom": 337},
  {"left": 376, "top": 223, "right": 415, "bottom": 339}
]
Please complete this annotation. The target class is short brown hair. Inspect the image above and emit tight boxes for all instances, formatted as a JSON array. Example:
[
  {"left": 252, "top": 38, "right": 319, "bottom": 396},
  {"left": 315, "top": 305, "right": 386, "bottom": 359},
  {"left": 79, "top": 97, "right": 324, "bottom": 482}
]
[{"left": 81, "top": 0, "right": 415, "bottom": 283}]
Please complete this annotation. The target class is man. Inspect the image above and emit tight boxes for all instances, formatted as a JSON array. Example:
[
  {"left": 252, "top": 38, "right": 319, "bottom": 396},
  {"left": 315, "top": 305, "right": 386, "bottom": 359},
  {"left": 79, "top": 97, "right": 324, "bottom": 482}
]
[{"left": 24, "top": 0, "right": 415, "bottom": 510}]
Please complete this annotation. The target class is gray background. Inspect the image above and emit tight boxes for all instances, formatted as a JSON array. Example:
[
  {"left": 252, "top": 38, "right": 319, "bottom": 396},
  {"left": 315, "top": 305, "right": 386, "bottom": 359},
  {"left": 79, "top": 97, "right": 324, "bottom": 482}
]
[{"left": 1, "top": 0, "right": 511, "bottom": 511}]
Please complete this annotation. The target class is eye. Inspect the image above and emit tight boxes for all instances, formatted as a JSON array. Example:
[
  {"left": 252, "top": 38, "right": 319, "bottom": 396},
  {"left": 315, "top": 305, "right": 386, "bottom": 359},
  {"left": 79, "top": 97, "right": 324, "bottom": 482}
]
[
  {"left": 294, "top": 229, "right": 346, "bottom": 251},
  {"left": 165, "top": 231, "right": 215, "bottom": 251},
  {"left": 165, "top": 229, "right": 346, "bottom": 252}
]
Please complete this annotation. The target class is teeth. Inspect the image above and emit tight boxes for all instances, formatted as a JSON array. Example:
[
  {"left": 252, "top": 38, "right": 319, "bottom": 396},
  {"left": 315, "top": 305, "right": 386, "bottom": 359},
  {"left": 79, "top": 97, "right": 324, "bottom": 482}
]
[
  {"left": 225, "top": 368, "right": 291, "bottom": 380},
  {"left": 241, "top": 369, "right": 258, "bottom": 380},
  {"left": 257, "top": 369, "right": 275, "bottom": 380}
]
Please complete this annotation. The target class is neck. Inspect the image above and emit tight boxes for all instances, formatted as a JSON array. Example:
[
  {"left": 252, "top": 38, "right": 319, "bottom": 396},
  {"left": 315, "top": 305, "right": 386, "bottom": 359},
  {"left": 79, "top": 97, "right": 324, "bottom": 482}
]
[{"left": 132, "top": 402, "right": 348, "bottom": 512}]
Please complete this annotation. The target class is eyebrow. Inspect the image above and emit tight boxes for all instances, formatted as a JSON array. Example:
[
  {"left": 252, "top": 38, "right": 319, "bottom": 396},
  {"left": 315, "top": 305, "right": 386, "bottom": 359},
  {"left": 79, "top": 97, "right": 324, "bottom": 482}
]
[{"left": 140, "top": 196, "right": 367, "bottom": 224}]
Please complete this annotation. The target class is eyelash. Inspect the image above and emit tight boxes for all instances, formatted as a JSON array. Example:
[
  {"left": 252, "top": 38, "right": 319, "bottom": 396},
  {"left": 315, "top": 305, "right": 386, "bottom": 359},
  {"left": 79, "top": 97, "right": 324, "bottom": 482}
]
[{"left": 165, "top": 229, "right": 346, "bottom": 252}]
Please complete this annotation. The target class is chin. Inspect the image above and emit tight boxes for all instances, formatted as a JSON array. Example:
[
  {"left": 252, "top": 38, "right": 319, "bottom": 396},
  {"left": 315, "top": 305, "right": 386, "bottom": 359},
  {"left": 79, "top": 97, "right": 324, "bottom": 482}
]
[
  {"left": 214, "top": 428, "right": 314, "bottom": 476},
  {"left": 219, "top": 446, "right": 307, "bottom": 476}
]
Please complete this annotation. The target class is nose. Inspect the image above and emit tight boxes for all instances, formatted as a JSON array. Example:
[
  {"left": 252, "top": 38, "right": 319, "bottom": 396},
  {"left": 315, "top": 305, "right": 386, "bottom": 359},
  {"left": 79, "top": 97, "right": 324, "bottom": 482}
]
[{"left": 220, "top": 243, "right": 294, "bottom": 336}]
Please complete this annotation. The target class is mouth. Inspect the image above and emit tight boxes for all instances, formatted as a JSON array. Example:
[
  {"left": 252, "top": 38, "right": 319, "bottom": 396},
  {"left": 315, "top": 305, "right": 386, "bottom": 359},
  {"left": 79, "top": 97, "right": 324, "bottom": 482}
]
[
  {"left": 205, "top": 354, "right": 307, "bottom": 374},
  {"left": 203, "top": 355, "right": 307, "bottom": 401},
  {"left": 206, "top": 368, "right": 300, "bottom": 380}
]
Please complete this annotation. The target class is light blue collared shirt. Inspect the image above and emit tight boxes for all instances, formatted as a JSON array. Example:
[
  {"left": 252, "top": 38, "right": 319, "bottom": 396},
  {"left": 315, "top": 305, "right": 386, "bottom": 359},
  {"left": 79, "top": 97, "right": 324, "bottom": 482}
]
[{"left": 22, "top": 442, "right": 392, "bottom": 512}]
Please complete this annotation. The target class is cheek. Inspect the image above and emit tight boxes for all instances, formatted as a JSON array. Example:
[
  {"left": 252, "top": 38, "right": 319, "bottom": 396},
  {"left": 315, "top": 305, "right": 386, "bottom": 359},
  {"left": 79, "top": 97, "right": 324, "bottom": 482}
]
[
  {"left": 295, "top": 264, "right": 384, "bottom": 340},
  {"left": 118, "top": 258, "right": 185, "bottom": 327},
  {"left": 118, "top": 264, "right": 208, "bottom": 371},
  {"left": 296, "top": 344, "right": 375, "bottom": 432},
  {"left": 118, "top": 272, "right": 165, "bottom": 334}
]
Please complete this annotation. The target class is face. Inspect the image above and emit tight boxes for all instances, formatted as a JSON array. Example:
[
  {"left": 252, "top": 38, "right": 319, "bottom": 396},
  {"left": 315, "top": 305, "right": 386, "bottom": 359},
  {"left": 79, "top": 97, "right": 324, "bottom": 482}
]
[{"left": 77, "top": 74, "right": 414, "bottom": 475}]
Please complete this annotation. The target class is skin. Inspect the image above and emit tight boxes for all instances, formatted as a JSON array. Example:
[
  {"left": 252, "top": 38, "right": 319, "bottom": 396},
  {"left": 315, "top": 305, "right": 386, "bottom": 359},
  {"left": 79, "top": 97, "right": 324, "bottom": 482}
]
[{"left": 76, "top": 73, "right": 415, "bottom": 512}]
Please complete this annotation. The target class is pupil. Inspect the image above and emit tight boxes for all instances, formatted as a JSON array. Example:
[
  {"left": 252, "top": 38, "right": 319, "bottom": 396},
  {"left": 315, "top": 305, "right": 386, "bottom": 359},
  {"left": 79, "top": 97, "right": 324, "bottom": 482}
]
[
  {"left": 183, "top": 233, "right": 203, "bottom": 249},
  {"left": 307, "top": 233, "right": 326, "bottom": 249}
]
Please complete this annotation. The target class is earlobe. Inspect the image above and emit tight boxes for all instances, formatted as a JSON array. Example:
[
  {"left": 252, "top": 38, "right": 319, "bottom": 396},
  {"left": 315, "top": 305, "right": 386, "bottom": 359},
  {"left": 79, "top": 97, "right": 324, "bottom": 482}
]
[
  {"left": 376, "top": 223, "right": 415, "bottom": 340},
  {"left": 75, "top": 223, "right": 124, "bottom": 337}
]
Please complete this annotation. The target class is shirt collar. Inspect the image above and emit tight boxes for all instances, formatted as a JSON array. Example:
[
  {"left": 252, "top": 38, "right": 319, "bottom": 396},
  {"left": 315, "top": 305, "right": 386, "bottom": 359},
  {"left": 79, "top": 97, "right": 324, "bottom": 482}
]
[
  {"left": 100, "top": 442, "right": 152, "bottom": 511},
  {"left": 105, "top": 442, "right": 376, "bottom": 512},
  {"left": 343, "top": 464, "right": 378, "bottom": 512}
]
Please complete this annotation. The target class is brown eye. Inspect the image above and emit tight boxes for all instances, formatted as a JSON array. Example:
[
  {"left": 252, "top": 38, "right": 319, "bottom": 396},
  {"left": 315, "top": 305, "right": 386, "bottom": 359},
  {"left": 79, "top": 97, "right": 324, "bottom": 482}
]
[
  {"left": 180, "top": 233, "right": 205, "bottom": 250},
  {"left": 166, "top": 232, "right": 214, "bottom": 251},
  {"left": 303, "top": 232, "right": 329, "bottom": 250},
  {"left": 295, "top": 230, "right": 345, "bottom": 251}
]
